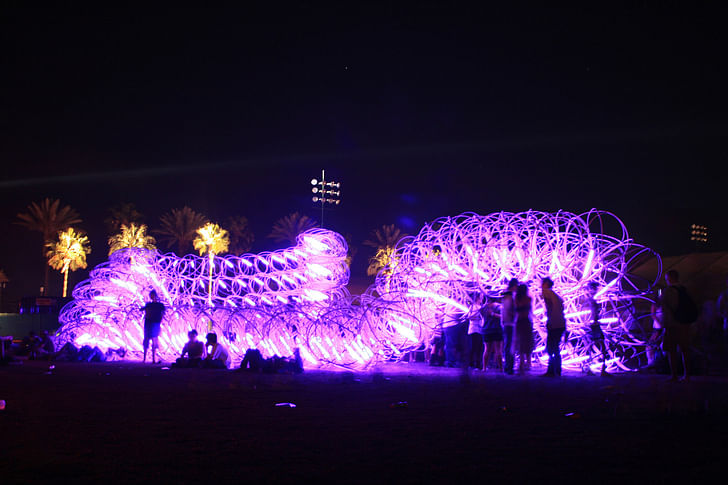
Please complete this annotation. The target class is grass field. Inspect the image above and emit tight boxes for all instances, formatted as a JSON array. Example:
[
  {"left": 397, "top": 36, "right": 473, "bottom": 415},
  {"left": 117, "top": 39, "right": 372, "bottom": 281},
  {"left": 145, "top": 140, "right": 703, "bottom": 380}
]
[{"left": 2, "top": 360, "right": 727, "bottom": 484}]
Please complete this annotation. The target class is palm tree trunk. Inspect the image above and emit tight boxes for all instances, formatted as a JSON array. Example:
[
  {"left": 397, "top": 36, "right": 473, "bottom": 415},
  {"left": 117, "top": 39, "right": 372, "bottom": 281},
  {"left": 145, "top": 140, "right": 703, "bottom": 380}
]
[
  {"left": 43, "top": 263, "right": 50, "bottom": 294},
  {"left": 208, "top": 253, "right": 214, "bottom": 306},
  {"left": 42, "top": 237, "right": 50, "bottom": 294},
  {"left": 62, "top": 269, "right": 69, "bottom": 298}
]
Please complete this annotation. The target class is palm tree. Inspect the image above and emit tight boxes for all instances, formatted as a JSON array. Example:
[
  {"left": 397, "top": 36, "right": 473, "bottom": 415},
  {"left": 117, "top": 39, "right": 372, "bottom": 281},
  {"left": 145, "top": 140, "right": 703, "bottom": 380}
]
[
  {"left": 367, "top": 246, "right": 397, "bottom": 276},
  {"left": 268, "top": 212, "right": 317, "bottom": 246},
  {"left": 227, "top": 216, "right": 255, "bottom": 254},
  {"left": 104, "top": 202, "right": 143, "bottom": 235},
  {"left": 46, "top": 228, "right": 91, "bottom": 298},
  {"left": 155, "top": 206, "right": 208, "bottom": 255},
  {"left": 193, "top": 223, "right": 230, "bottom": 306},
  {"left": 16, "top": 198, "right": 82, "bottom": 290},
  {"left": 108, "top": 223, "right": 157, "bottom": 256},
  {"left": 363, "top": 224, "right": 407, "bottom": 250},
  {"left": 343, "top": 233, "right": 358, "bottom": 267}
]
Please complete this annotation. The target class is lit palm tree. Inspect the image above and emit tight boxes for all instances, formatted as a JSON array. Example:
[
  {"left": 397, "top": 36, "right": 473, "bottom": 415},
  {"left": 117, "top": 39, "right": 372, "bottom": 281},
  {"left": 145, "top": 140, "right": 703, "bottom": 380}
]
[
  {"left": 367, "top": 246, "right": 398, "bottom": 276},
  {"left": 104, "top": 202, "right": 143, "bottom": 235},
  {"left": 46, "top": 228, "right": 91, "bottom": 298},
  {"left": 16, "top": 198, "right": 82, "bottom": 291},
  {"left": 108, "top": 223, "right": 157, "bottom": 256},
  {"left": 155, "top": 206, "right": 208, "bottom": 255},
  {"left": 193, "top": 222, "right": 230, "bottom": 306},
  {"left": 268, "top": 212, "right": 317, "bottom": 246},
  {"left": 227, "top": 216, "right": 255, "bottom": 254}
]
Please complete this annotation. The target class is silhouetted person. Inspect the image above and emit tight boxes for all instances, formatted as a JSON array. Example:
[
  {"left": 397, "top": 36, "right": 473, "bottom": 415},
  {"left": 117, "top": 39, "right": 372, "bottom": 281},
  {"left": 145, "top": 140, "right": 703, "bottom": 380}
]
[
  {"left": 141, "top": 290, "right": 165, "bottom": 363},
  {"left": 240, "top": 348, "right": 264, "bottom": 371},
  {"left": 427, "top": 318, "right": 445, "bottom": 366},
  {"left": 467, "top": 293, "right": 485, "bottom": 369},
  {"left": 585, "top": 282, "right": 608, "bottom": 376},
  {"left": 659, "top": 270, "right": 694, "bottom": 381},
  {"left": 443, "top": 304, "right": 467, "bottom": 368},
  {"left": 35, "top": 330, "right": 55, "bottom": 360},
  {"left": 482, "top": 299, "right": 503, "bottom": 371},
  {"left": 501, "top": 278, "right": 518, "bottom": 374},
  {"left": 541, "top": 277, "right": 565, "bottom": 377},
  {"left": 717, "top": 276, "right": 728, "bottom": 347},
  {"left": 174, "top": 329, "right": 205, "bottom": 368},
  {"left": 513, "top": 284, "right": 534, "bottom": 373}
]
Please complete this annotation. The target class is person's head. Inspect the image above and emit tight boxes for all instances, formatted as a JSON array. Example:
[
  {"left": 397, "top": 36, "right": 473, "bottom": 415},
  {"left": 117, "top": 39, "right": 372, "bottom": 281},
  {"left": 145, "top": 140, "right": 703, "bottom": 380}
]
[
  {"left": 587, "top": 282, "right": 599, "bottom": 296},
  {"left": 149, "top": 290, "right": 158, "bottom": 302},
  {"left": 188, "top": 329, "right": 198, "bottom": 341},
  {"left": 665, "top": 270, "right": 680, "bottom": 286},
  {"left": 516, "top": 283, "right": 529, "bottom": 299},
  {"left": 206, "top": 332, "right": 217, "bottom": 344},
  {"left": 541, "top": 277, "right": 554, "bottom": 291},
  {"left": 508, "top": 278, "right": 519, "bottom": 291}
]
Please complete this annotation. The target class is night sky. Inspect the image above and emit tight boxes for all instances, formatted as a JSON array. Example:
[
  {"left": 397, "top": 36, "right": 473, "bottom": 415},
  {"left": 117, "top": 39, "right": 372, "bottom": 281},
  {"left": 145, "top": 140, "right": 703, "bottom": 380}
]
[{"left": 1, "top": 4, "right": 725, "bottom": 303}]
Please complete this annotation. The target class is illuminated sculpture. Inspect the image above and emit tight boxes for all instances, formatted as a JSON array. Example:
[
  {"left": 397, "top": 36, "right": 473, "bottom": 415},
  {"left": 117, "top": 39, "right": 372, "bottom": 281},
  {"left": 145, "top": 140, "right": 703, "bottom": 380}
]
[{"left": 57, "top": 210, "right": 661, "bottom": 371}]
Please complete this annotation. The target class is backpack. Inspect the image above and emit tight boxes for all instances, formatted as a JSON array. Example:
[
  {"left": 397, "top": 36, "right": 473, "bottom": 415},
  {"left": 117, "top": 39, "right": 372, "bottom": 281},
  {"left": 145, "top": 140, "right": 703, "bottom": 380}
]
[{"left": 673, "top": 285, "right": 698, "bottom": 324}]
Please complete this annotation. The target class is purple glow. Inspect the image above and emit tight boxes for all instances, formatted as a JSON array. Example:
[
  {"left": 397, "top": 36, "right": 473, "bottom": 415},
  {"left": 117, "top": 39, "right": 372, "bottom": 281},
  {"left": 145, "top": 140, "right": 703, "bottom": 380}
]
[{"left": 56, "top": 210, "right": 660, "bottom": 371}]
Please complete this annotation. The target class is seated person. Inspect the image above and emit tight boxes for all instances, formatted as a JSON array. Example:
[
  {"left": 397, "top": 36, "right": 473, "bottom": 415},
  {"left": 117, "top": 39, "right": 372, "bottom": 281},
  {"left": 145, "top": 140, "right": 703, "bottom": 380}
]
[
  {"left": 202, "top": 332, "right": 230, "bottom": 369},
  {"left": 35, "top": 330, "right": 55, "bottom": 360},
  {"left": 174, "top": 330, "right": 205, "bottom": 368},
  {"left": 20, "top": 331, "right": 41, "bottom": 357},
  {"left": 240, "top": 348, "right": 264, "bottom": 371},
  {"left": 1, "top": 335, "right": 16, "bottom": 364}
]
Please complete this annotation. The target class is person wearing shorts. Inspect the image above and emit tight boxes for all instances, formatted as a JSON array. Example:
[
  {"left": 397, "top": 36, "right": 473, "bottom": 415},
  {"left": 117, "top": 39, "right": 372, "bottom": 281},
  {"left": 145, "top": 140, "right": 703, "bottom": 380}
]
[{"left": 142, "top": 290, "right": 165, "bottom": 363}]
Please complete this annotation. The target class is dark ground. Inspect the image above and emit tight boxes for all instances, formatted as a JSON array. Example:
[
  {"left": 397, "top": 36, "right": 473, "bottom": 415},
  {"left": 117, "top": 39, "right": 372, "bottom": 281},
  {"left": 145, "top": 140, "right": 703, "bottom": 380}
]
[{"left": 2, "top": 360, "right": 727, "bottom": 484}]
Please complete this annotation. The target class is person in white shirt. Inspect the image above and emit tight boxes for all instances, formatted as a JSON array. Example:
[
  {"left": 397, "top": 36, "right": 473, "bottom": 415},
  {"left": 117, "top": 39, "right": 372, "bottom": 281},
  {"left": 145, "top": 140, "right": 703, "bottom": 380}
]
[{"left": 203, "top": 332, "right": 230, "bottom": 369}]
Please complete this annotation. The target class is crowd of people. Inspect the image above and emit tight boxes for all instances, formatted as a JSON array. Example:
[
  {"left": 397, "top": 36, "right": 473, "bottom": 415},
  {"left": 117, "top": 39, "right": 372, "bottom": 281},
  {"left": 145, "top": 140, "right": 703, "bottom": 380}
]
[
  {"left": 425, "top": 270, "right": 712, "bottom": 381},
  {"left": 426, "top": 277, "right": 610, "bottom": 377}
]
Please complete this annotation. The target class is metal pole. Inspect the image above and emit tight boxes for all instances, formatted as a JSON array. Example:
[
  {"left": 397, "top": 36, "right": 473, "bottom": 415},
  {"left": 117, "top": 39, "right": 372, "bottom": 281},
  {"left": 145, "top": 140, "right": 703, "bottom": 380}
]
[{"left": 321, "top": 169, "right": 325, "bottom": 228}]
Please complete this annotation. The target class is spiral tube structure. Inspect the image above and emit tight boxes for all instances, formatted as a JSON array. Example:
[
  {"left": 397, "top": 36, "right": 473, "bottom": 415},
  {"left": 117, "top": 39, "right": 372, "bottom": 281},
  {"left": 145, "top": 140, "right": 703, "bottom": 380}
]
[{"left": 57, "top": 210, "right": 661, "bottom": 371}]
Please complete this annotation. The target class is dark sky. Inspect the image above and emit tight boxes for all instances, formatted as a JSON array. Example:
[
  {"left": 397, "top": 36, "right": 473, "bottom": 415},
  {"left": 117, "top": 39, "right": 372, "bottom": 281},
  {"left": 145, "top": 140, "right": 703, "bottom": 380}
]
[{"left": 1, "top": 4, "right": 725, "bottom": 302}]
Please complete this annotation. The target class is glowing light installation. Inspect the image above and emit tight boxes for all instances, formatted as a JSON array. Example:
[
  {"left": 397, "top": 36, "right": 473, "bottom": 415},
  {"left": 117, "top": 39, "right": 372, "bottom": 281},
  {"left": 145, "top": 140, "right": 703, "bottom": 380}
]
[{"left": 57, "top": 210, "right": 661, "bottom": 371}]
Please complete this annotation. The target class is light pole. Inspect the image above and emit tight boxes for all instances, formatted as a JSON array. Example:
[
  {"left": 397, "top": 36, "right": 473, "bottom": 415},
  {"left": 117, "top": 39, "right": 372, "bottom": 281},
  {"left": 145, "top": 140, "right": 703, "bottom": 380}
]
[{"left": 311, "top": 169, "right": 341, "bottom": 228}]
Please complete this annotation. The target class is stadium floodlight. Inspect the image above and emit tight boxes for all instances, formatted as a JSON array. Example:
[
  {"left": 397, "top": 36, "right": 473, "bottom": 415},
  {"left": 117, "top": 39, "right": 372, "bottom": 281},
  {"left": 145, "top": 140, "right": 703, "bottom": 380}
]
[{"left": 311, "top": 169, "right": 341, "bottom": 227}]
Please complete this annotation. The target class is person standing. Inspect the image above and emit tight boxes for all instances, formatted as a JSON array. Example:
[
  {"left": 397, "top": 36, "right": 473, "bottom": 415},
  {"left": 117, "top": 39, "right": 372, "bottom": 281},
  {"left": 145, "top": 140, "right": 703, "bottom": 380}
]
[
  {"left": 541, "top": 277, "right": 565, "bottom": 377},
  {"left": 659, "top": 270, "right": 694, "bottom": 382},
  {"left": 585, "top": 282, "right": 608, "bottom": 376},
  {"left": 717, "top": 276, "right": 728, "bottom": 348},
  {"left": 443, "top": 303, "right": 468, "bottom": 368},
  {"left": 501, "top": 278, "right": 518, "bottom": 374},
  {"left": 513, "top": 284, "right": 534, "bottom": 373},
  {"left": 141, "top": 290, "right": 165, "bottom": 364},
  {"left": 467, "top": 293, "right": 485, "bottom": 369},
  {"left": 482, "top": 299, "right": 504, "bottom": 371}
]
